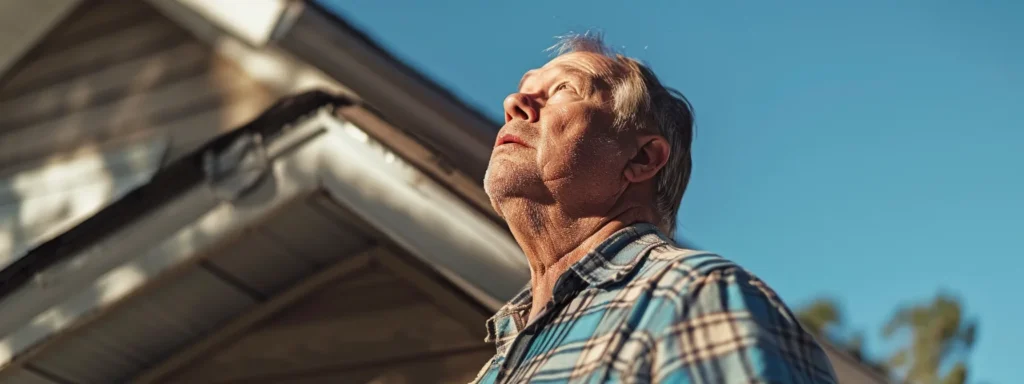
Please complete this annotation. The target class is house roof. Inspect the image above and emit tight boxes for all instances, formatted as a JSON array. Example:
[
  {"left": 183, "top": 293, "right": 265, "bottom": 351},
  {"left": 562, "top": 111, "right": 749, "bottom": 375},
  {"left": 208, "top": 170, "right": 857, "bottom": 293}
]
[
  {"left": 0, "top": 99, "right": 527, "bottom": 383},
  {"left": 0, "top": 0, "right": 504, "bottom": 290},
  {"left": 0, "top": 4, "right": 530, "bottom": 380}
]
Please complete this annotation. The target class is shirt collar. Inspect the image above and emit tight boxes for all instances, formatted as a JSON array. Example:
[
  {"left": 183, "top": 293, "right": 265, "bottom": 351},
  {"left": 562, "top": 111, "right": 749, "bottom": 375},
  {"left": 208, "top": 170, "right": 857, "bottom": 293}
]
[
  {"left": 569, "top": 222, "right": 666, "bottom": 286},
  {"left": 484, "top": 222, "right": 670, "bottom": 350}
]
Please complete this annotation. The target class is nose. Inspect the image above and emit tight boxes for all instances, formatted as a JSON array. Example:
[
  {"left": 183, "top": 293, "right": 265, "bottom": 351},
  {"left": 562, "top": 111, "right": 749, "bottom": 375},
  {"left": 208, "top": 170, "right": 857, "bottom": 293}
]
[{"left": 503, "top": 93, "right": 538, "bottom": 123}]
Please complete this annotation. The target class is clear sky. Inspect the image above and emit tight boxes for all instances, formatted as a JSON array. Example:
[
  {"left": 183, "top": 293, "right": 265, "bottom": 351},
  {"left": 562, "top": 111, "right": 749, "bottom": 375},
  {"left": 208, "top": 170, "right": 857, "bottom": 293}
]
[{"left": 321, "top": 1, "right": 1022, "bottom": 382}]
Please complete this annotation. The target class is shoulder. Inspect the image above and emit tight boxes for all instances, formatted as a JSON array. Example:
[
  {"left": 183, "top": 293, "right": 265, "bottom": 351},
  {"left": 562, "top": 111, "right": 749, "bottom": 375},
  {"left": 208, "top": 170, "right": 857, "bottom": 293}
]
[
  {"left": 638, "top": 243, "right": 793, "bottom": 320},
  {"left": 647, "top": 244, "right": 735, "bottom": 275},
  {"left": 637, "top": 242, "right": 741, "bottom": 292},
  {"left": 640, "top": 245, "right": 838, "bottom": 382}
]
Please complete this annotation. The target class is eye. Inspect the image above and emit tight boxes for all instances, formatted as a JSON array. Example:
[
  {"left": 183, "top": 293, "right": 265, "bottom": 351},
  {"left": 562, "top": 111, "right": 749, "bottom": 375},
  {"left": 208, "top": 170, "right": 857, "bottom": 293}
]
[{"left": 552, "top": 82, "right": 574, "bottom": 94}]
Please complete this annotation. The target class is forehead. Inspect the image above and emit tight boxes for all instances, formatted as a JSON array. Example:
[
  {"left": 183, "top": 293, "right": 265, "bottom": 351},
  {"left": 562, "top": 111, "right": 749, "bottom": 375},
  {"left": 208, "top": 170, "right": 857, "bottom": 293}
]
[
  {"left": 519, "top": 52, "right": 620, "bottom": 88},
  {"left": 545, "top": 52, "right": 618, "bottom": 76}
]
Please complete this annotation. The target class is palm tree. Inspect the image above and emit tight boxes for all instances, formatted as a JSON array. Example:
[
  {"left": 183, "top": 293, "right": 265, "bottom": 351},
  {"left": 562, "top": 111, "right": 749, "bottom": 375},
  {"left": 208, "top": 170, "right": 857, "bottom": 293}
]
[{"left": 882, "top": 292, "right": 978, "bottom": 384}]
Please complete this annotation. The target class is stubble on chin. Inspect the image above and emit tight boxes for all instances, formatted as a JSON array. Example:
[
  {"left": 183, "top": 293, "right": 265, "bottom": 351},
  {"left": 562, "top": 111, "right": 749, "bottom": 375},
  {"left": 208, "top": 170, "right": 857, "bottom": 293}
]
[
  {"left": 484, "top": 183, "right": 547, "bottom": 235},
  {"left": 483, "top": 159, "right": 547, "bottom": 227},
  {"left": 484, "top": 158, "right": 531, "bottom": 199}
]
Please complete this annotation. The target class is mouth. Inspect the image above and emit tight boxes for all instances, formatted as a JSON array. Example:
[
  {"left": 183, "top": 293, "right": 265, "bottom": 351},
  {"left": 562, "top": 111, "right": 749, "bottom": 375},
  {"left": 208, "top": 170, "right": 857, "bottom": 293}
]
[{"left": 495, "top": 133, "right": 529, "bottom": 148}]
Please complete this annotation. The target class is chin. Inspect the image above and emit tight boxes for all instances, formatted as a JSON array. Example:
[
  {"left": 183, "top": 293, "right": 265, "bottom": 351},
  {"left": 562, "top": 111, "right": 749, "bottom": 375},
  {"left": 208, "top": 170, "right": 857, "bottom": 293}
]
[
  {"left": 484, "top": 165, "right": 532, "bottom": 200},
  {"left": 484, "top": 152, "right": 552, "bottom": 198},
  {"left": 482, "top": 170, "right": 511, "bottom": 201}
]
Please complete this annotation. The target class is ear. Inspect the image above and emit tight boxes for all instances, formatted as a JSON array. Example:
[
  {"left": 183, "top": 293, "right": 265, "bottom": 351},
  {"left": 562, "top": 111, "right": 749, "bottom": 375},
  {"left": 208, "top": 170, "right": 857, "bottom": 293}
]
[{"left": 624, "top": 134, "right": 671, "bottom": 183}]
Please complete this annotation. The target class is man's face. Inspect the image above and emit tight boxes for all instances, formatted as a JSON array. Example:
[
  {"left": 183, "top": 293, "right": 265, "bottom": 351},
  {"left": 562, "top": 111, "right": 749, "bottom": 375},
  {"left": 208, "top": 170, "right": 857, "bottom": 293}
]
[{"left": 484, "top": 52, "right": 634, "bottom": 217}]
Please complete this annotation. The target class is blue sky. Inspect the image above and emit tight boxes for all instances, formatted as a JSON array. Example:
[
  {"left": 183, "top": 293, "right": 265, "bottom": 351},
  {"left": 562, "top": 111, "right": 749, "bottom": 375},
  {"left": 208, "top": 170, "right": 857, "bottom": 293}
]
[{"left": 321, "top": 1, "right": 1022, "bottom": 381}]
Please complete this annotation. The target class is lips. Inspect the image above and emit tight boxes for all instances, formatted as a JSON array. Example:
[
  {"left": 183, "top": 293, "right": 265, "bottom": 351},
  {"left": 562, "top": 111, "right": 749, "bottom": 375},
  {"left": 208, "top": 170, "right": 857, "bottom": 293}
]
[{"left": 495, "top": 133, "right": 529, "bottom": 148}]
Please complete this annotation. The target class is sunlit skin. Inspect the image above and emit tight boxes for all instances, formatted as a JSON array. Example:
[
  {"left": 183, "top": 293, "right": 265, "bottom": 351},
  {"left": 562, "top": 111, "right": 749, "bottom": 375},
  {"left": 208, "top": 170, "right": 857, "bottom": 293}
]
[{"left": 483, "top": 52, "right": 672, "bottom": 320}]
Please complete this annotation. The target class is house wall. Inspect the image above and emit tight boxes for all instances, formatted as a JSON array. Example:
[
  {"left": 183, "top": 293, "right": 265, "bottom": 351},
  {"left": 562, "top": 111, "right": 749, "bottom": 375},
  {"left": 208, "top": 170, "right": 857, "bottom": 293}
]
[
  {"left": 0, "top": 0, "right": 278, "bottom": 268},
  {"left": 0, "top": 0, "right": 275, "bottom": 174},
  {"left": 0, "top": 0, "right": 81, "bottom": 77}
]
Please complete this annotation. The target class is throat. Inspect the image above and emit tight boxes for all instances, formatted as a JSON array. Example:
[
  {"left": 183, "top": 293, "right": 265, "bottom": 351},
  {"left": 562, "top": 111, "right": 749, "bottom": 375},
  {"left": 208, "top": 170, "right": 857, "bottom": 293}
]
[
  {"left": 497, "top": 199, "right": 656, "bottom": 322},
  {"left": 527, "top": 262, "right": 575, "bottom": 320}
]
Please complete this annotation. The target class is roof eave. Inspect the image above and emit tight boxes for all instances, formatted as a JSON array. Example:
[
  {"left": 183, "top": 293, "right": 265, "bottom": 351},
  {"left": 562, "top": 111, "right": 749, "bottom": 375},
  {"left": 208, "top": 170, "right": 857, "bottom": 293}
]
[
  {"left": 273, "top": 3, "right": 501, "bottom": 182},
  {"left": 0, "top": 107, "right": 528, "bottom": 381}
]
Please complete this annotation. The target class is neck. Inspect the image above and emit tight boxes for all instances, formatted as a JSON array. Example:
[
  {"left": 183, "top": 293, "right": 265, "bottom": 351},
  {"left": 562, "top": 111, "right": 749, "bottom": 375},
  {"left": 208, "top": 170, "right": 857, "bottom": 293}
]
[{"left": 499, "top": 198, "right": 655, "bottom": 320}]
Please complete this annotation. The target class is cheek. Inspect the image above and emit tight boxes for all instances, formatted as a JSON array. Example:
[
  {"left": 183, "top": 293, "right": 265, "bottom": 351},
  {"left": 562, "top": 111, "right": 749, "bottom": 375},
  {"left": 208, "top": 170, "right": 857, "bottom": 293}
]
[
  {"left": 536, "top": 105, "right": 622, "bottom": 180},
  {"left": 578, "top": 137, "right": 625, "bottom": 177},
  {"left": 544, "top": 138, "right": 626, "bottom": 207},
  {"left": 539, "top": 135, "right": 624, "bottom": 182}
]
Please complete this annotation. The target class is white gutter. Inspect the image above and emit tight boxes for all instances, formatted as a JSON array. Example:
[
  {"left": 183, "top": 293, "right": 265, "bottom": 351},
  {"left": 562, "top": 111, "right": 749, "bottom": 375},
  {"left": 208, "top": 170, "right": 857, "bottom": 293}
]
[
  {"left": 276, "top": 5, "right": 499, "bottom": 180},
  {"left": 317, "top": 116, "right": 529, "bottom": 310}
]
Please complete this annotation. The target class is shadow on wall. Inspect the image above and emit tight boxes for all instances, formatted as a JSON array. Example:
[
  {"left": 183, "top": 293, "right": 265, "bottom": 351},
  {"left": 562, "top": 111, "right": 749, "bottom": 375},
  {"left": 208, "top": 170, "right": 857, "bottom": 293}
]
[
  {"left": 0, "top": 138, "right": 167, "bottom": 269},
  {"left": 0, "top": 138, "right": 175, "bottom": 365}
]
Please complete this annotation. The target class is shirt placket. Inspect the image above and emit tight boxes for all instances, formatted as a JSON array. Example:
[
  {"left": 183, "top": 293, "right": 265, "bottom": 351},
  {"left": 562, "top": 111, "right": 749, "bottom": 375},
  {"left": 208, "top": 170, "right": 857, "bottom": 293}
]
[{"left": 496, "top": 274, "right": 584, "bottom": 384}]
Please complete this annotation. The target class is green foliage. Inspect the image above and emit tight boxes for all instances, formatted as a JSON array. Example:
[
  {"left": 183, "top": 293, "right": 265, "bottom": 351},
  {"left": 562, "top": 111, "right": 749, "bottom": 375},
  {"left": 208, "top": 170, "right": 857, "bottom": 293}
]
[
  {"left": 796, "top": 297, "right": 842, "bottom": 338},
  {"left": 795, "top": 292, "right": 981, "bottom": 383},
  {"left": 882, "top": 292, "right": 978, "bottom": 384},
  {"left": 795, "top": 297, "right": 888, "bottom": 376}
]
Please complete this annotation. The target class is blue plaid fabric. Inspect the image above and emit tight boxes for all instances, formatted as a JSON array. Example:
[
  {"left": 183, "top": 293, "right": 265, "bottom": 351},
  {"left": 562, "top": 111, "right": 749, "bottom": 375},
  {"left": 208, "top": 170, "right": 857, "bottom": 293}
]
[{"left": 471, "top": 223, "right": 837, "bottom": 383}]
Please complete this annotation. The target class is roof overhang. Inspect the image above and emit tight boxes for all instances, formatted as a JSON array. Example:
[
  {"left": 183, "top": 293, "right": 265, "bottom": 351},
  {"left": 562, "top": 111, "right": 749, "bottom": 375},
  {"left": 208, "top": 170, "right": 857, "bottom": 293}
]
[
  {"left": 137, "top": 0, "right": 501, "bottom": 209},
  {"left": 0, "top": 103, "right": 527, "bottom": 383},
  {"left": 273, "top": 2, "right": 501, "bottom": 182},
  {"left": 143, "top": 0, "right": 348, "bottom": 100},
  {"left": 174, "top": 0, "right": 292, "bottom": 47},
  {"left": 0, "top": 3, "right": 521, "bottom": 378}
]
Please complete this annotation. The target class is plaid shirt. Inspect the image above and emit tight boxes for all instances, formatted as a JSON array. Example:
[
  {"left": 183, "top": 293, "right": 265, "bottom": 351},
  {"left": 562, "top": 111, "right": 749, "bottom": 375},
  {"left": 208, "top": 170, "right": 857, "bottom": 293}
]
[{"left": 471, "top": 223, "right": 837, "bottom": 383}]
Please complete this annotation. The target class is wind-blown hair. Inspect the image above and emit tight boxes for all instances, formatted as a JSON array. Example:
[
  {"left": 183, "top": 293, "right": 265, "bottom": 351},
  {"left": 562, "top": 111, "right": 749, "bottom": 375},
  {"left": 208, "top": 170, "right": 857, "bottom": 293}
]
[{"left": 548, "top": 32, "right": 695, "bottom": 237}]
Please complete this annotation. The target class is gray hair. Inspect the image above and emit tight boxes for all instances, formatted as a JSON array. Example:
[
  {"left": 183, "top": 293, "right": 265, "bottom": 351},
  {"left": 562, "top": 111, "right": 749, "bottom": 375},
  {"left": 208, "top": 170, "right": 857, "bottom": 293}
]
[{"left": 548, "top": 32, "right": 695, "bottom": 237}]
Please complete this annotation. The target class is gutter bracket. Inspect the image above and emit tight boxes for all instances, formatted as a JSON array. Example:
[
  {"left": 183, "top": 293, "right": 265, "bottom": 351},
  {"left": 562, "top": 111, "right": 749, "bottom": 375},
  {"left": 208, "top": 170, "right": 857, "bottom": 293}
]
[{"left": 202, "top": 131, "right": 270, "bottom": 202}]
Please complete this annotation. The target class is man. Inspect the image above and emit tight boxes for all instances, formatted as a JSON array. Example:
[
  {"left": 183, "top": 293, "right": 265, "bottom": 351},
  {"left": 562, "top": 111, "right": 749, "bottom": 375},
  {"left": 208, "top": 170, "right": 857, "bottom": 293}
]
[{"left": 472, "top": 33, "right": 837, "bottom": 384}]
